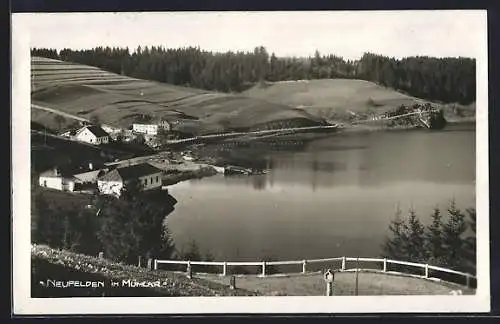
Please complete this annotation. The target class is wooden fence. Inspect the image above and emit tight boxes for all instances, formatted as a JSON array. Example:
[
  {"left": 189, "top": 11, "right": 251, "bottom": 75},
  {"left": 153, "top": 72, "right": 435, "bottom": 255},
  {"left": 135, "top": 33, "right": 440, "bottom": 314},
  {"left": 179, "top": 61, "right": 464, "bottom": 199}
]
[{"left": 154, "top": 257, "right": 476, "bottom": 288}]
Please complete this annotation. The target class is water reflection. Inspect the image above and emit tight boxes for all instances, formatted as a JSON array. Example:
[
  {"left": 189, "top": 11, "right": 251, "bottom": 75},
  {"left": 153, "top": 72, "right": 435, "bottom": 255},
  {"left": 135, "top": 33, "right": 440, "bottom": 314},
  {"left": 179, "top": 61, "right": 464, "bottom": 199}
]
[{"left": 167, "top": 124, "right": 476, "bottom": 260}]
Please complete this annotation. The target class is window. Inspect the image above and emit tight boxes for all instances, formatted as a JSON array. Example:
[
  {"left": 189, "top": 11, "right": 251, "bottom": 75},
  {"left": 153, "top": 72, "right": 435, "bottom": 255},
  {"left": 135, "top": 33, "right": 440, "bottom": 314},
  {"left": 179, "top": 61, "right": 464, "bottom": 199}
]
[
  {"left": 43, "top": 180, "right": 47, "bottom": 187},
  {"left": 150, "top": 178, "right": 153, "bottom": 184},
  {"left": 156, "top": 176, "right": 159, "bottom": 183}
]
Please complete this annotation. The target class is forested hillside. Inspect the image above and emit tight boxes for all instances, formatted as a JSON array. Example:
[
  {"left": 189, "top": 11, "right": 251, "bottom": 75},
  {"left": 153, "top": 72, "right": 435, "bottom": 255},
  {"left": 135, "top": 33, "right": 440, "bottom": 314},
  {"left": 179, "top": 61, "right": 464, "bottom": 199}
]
[{"left": 31, "top": 47, "right": 476, "bottom": 105}]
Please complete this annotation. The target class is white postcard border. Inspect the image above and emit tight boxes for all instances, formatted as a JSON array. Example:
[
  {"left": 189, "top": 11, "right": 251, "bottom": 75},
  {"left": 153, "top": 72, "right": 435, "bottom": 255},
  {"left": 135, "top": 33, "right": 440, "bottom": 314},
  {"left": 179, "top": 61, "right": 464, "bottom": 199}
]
[{"left": 11, "top": 11, "right": 490, "bottom": 314}]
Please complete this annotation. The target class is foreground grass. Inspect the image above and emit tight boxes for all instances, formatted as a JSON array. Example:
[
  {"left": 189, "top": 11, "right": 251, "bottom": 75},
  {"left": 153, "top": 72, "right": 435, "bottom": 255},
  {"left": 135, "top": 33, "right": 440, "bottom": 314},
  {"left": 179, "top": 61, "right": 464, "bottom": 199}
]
[
  {"left": 32, "top": 244, "right": 259, "bottom": 297},
  {"left": 197, "top": 271, "right": 475, "bottom": 296}
]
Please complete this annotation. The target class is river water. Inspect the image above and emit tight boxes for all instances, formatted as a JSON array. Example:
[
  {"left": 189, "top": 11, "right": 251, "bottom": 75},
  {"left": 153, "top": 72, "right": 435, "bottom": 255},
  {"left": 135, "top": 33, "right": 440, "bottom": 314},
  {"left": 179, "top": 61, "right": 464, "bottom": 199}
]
[{"left": 166, "top": 123, "right": 476, "bottom": 261}]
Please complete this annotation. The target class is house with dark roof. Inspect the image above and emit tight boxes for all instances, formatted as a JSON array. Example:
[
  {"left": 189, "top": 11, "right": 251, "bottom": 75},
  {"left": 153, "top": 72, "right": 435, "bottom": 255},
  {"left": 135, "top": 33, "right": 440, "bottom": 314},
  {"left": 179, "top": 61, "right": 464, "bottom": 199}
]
[
  {"left": 97, "top": 163, "right": 163, "bottom": 197},
  {"left": 73, "top": 125, "right": 110, "bottom": 145},
  {"left": 38, "top": 162, "right": 107, "bottom": 192}
]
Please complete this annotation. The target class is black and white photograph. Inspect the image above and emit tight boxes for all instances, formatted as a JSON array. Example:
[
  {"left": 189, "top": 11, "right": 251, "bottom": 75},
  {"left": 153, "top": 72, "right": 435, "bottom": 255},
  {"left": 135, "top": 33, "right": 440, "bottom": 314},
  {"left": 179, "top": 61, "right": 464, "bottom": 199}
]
[{"left": 12, "top": 10, "right": 490, "bottom": 314}]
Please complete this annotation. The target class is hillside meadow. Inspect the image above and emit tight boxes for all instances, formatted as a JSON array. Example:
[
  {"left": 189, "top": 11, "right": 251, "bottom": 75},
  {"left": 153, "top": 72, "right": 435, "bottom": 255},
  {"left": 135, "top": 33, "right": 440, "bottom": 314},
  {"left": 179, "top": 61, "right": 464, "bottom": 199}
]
[
  {"left": 31, "top": 57, "right": 325, "bottom": 135},
  {"left": 243, "top": 79, "right": 475, "bottom": 122}
]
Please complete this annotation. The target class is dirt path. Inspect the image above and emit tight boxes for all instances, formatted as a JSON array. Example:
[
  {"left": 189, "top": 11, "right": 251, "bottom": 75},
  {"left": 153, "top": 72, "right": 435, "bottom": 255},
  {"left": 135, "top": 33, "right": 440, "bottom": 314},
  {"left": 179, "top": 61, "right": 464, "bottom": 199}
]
[{"left": 197, "top": 271, "right": 475, "bottom": 296}]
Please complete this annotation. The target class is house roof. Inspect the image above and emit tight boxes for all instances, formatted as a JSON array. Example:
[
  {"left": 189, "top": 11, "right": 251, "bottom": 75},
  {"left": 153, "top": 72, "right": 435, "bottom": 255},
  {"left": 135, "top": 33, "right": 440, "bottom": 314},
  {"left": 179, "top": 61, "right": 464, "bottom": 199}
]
[
  {"left": 77, "top": 125, "right": 109, "bottom": 138},
  {"left": 39, "top": 162, "right": 106, "bottom": 178},
  {"left": 99, "top": 163, "right": 163, "bottom": 182}
]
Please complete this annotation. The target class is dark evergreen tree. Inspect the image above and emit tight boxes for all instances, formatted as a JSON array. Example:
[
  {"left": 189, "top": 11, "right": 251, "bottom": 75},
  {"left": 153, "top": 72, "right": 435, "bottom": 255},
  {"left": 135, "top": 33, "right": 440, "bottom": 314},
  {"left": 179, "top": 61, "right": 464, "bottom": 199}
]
[
  {"left": 424, "top": 206, "right": 446, "bottom": 266},
  {"left": 464, "top": 208, "right": 477, "bottom": 274},
  {"left": 382, "top": 204, "right": 408, "bottom": 260},
  {"left": 403, "top": 208, "right": 426, "bottom": 262},
  {"left": 441, "top": 199, "right": 468, "bottom": 270}
]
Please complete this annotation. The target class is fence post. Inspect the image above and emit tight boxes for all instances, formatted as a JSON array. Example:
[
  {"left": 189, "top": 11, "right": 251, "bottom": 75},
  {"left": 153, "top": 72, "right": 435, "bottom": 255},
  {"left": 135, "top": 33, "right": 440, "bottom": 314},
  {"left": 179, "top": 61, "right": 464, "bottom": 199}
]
[
  {"left": 187, "top": 261, "right": 192, "bottom": 279},
  {"left": 262, "top": 261, "right": 266, "bottom": 276},
  {"left": 425, "top": 264, "right": 429, "bottom": 278},
  {"left": 154, "top": 259, "right": 158, "bottom": 270},
  {"left": 341, "top": 257, "right": 346, "bottom": 271},
  {"left": 229, "top": 276, "right": 236, "bottom": 290},
  {"left": 147, "top": 258, "right": 152, "bottom": 270},
  {"left": 383, "top": 258, "right": 387, "bottom": 272},
  {"left": 302, "top": 260, "right": 307, "bottom": 274},
  {"left": 223, "top": 262, "right": 227, "bottom": 276}
]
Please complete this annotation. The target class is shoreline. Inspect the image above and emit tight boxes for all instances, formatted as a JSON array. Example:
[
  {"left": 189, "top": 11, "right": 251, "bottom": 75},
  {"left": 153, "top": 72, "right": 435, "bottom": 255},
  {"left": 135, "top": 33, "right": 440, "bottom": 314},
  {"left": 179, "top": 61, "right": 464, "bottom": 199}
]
[{"left": 145, "top": 117, "right": 476, "bottom": 186}]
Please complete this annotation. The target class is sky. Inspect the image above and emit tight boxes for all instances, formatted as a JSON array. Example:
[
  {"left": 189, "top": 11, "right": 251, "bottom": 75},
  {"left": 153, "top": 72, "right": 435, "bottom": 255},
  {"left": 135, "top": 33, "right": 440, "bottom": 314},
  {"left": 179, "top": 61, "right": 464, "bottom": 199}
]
[{"left": 14, "top": 10, "right": 487, "bottom": 60}]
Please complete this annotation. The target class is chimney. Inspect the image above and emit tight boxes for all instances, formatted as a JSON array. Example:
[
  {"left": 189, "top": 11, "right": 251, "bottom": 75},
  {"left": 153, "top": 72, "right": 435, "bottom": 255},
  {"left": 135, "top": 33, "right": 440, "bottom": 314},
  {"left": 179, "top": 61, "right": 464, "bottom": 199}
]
[{"left": 88, "top": 162, "right": 93, "bottom": 170}]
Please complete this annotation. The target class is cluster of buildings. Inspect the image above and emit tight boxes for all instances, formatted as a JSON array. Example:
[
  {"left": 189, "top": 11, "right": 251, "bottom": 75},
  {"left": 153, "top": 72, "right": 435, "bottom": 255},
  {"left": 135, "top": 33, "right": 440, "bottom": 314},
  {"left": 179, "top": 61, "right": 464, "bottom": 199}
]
[
  {"left": 39, "top": 161, "right": 164, "bottom": 198},
  {"left": 40, "top": 116, "right": 179, "bottom": 197},
  {"left": 132, "top": 119, "right": 171, "bottom": 136},
  {"left": 60, "top": 117, "right": 174, "bottom": 150}
]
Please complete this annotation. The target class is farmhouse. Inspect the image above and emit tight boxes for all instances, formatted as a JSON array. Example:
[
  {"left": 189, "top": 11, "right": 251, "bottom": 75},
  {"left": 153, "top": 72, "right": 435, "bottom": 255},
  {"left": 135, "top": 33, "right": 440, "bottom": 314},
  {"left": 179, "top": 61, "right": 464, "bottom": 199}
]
[
  {"left": 39, "top": 167, "right": 76, "bottom": 192},
  {"left": 38, "top": 162, "right": 106, "bottom": 192},
  {"left": 97, "top": 163, "right": 163, "bottom": 197},
  {"left": 73, "top": 125, "right": 110, "bottom": 145},
  {"left": 132, "top": 123, "right": 159, "bottom": 135}
]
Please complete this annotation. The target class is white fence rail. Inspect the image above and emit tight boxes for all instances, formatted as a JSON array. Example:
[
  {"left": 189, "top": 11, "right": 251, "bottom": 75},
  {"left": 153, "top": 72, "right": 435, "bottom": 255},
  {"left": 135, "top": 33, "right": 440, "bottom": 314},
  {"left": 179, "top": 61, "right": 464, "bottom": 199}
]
[{"left": 154, "top": 256, "right": 476, "bottom": 288}]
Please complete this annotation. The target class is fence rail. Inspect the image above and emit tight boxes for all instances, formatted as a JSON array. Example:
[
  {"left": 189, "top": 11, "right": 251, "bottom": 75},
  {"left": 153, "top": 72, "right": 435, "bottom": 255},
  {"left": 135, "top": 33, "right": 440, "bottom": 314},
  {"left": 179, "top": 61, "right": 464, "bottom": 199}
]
[{"left": 154, "top": 256, "right": 476, "bottom": 288}]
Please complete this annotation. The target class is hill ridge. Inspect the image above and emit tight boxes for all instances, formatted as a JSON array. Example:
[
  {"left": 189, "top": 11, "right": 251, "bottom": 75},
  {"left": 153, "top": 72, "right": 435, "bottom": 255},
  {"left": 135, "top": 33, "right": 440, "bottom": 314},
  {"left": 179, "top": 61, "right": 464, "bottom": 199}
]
[{"left": 31, "top": 56, "right": 325, "bottom": 135}]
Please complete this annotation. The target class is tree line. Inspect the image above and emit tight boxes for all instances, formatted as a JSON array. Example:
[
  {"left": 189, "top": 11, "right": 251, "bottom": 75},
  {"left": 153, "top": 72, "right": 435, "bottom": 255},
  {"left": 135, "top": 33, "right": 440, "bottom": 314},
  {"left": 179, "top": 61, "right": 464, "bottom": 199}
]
[
  {"left": 31, "top": 46, "right": 475, "bottom": 104},
  {"left": 383, "top": 199, "right": 476, "bottom": 275}
]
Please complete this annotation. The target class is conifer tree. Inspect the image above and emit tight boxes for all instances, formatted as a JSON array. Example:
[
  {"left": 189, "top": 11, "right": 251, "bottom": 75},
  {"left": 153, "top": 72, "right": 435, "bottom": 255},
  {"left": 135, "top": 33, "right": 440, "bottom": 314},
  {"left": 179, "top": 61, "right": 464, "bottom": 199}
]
[
  {"left": 382, "top": 204, "right": 408, "bottom": 260},
  {"left": 424, "top": 206, "right": 446, "bottom": 266},
  {"left": 403, "top": 207, "right": 426, "bottom": 262},
  {"left": 441, "top": 199, "right": 468, "bottom": 270},
  {"left": 464, "top": 208, "right": 477, "bottom": 274}
]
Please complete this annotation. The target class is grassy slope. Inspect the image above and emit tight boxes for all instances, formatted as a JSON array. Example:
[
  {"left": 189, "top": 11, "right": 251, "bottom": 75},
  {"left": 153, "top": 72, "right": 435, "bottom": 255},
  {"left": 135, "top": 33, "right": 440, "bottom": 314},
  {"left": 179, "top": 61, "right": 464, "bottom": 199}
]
[
  {"left": 242, "top": 79, "right": 476, "bottom": 122},
  {"left": 199, "top": 271, "right": 475, "bottom": 296},
  {"left": 31, "top": 57, "right": 324, "bottom": 135},
  {"left": 32, "top": 244, "right": 259, "bottom": 297}
]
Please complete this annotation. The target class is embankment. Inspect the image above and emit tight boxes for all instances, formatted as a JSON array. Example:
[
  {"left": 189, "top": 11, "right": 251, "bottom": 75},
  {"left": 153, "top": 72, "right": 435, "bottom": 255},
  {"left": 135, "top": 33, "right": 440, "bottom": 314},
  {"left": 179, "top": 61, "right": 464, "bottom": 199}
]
[{"left": 31, "top": 244, "right": 259, "bottom": 297}]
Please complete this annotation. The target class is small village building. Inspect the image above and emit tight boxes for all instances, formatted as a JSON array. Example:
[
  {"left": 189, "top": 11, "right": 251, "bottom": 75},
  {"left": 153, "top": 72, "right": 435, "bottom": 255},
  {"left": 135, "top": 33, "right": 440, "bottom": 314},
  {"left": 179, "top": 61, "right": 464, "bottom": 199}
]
[
  {"left": 38, "top": 167, "right": 76, "bottom": 192},
  {"left": 97, "top": 163, "right": 163, "bottom": 197},
  {"left": 73, "top": 125, "right": 110, "bottom": 145},
  {"left": 159, "top": 119, "right": 171, "bottom": 131},
  {"left": 132, "top": 123, "right": 159, "bottom": 135},
  {"left": 38, "top": 162, "right": 107, "bottom": 192}
]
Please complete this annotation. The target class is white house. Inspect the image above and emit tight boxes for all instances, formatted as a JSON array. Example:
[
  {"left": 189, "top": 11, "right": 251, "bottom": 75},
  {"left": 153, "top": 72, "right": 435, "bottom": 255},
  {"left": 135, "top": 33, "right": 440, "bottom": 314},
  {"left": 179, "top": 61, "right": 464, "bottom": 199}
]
[
  {"left": 73, "top": 125, "right": 110, "bottom": 145},
  {"left": 38, "top": 167, "right": 75, "bottom": 192},
  {"left": 97, "top": 163, "right": 163, "bottom": 197},
  {"left": 132, "top": 123, "right": 159, "bottom": 135},
  {"left": 38, "top": 162, "right": 106, "bottom": 192}
]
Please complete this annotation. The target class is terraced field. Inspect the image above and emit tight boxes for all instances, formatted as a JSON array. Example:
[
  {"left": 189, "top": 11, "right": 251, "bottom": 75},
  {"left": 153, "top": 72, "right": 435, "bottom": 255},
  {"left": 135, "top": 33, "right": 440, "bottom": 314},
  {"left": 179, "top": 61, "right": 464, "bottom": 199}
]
[{"left": 31, "top": 57, "right": 325, "bottom": 135}]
